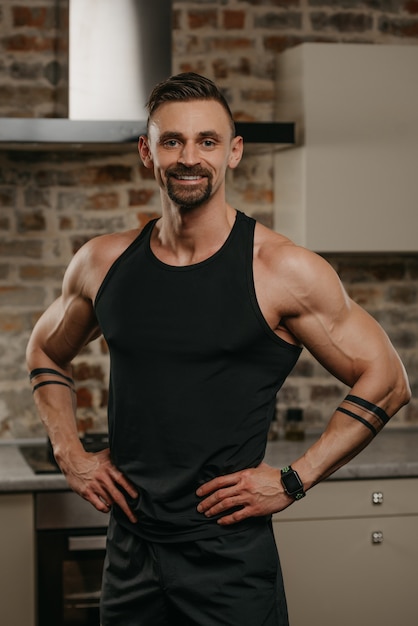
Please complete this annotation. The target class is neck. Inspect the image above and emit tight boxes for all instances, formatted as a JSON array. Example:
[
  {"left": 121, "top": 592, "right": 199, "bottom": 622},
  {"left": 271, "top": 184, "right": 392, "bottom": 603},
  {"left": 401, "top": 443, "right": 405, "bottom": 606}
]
[{"left": 152, "top": 201, "right": 237, "bottom": 266}]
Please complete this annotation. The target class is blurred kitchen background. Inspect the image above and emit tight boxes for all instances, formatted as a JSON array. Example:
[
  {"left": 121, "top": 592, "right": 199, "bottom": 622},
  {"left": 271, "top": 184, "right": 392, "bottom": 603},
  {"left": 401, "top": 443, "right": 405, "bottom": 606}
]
[{"left": 0, "top": 0, "right": 417, "bottom": 440}]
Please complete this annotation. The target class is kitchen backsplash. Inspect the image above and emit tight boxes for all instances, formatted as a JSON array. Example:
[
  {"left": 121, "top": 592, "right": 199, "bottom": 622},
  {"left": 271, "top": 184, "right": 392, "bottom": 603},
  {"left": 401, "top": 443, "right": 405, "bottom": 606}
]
[{"left": 1, "top": 0, "right": 417, "bottom": 438}]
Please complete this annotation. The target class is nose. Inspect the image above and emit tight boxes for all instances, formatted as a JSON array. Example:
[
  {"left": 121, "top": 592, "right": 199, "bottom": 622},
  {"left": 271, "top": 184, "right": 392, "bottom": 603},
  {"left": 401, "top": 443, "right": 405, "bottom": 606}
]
[{"left": 178, "top": 141, "right": 200, "bottom": 167}]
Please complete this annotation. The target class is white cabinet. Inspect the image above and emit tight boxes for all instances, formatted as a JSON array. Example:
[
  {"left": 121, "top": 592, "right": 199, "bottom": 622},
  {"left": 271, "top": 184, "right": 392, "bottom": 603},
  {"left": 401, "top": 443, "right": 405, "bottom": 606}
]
[
  {"left": 274, "top": 44, "right": 418, "bottom": 252},
  {"left": 0, "top": 494, "right": 35, "bottom": 626},
  {"left": 273, "top": 478, "right": 418, "bottom": 626}
]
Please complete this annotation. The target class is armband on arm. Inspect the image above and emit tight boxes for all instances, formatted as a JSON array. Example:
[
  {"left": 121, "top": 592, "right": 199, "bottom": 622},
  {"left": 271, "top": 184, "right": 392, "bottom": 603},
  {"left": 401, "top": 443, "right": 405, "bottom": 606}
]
[
  {"left": 336, "top": 394, "right": 390, "bottom": 436},
  {"left": 29, "top": 368, "right": 76, "bottom": 394}
]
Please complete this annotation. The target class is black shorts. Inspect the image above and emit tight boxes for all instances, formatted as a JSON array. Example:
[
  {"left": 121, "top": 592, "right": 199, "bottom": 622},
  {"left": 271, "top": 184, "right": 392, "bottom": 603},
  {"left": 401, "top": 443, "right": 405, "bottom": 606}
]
[{"left": 100, "top": 516, "right": 289, "bottom": 626}]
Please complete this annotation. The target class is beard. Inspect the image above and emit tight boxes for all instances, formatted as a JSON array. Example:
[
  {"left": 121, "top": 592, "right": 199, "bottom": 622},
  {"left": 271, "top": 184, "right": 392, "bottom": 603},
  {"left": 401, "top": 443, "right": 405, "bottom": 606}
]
[{"left": 165, "top": 165, "right": 213, "bottom": 210}]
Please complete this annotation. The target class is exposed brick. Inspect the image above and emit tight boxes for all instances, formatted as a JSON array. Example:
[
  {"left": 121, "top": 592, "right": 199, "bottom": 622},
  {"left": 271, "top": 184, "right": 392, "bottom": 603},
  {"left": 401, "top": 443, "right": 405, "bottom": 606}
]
[
  {"left": 0, "top": 286, "right": 46, "bottom": 306},
  {"left": 309, "top": 0, "right": 400, "bottom": 10},
  {"left": 10, "top": 61, "right": 44, "bottom": 81},
  {"left": 212, "top": 56, "right": 251, "bottom": 78},
  {"left": 3, "top": 34, "right": 59, "bottom": 53},
  {"left": 325, "top": 255, "right": 407, "bottom": 282},
  {"left": 76, "top": 387, "right": 93, "bottom": 409},
  {"left": 345, "top": 285, "right": 385, "bottom": 308},
  {"left": 86, "top": 192, "right": 120, "bottom": 210},
  {"left": 24, "top": 187, "right": 50, "bottom": 208},
  {"left": 210, "top": 37, "right": 253, "bottom": 51},
  {"left": 73, "top": 362, "right": 105, "bottom": 382},
  {"left": 387, "top": 284, "right": 418, "bottom": 305},
  {"left": 311, "top": 11, "right": 373, "bottom": 32},
  {"left": 379, "top": 15, "right": 418, "bottom": 36},
  {"left": 0, "top": 240, "right": 43, "bottom": 258},
  {"left": 35, "top": 169, "right": 76, "bottom": 187},
  {"left": 238, "top": 0, "right": 300, "bottom": 5},
  {"left": 223, "top": 10, "right": 246, "bottom": 29},
  {"left": 129, "top": 189, "right": 155, "bottom": 206},
  {"left": 0, "top": 84, "right": 56, "bottom": 112},
  {"left": 310, "top": 384, "right": 345, "bottom": 401},
  {"left": 263, "top": 35, "right": 304, "bottom": 52},
  {"left": 17, "top": 210, "right": 46, "bottom": 232},
  {"left": 405, "top": 0, "right": 418, "bottom": 14},
  {"left": 188, "top": 10, "right": 218, "bottom": 29},
  {"left": 12, "top": 6, "right": 56, "bottom": 29},
  {"left": 19, "top": 265, "right": 65, "bottom": 282},
  {"left": 241, "top": 87, "right": 275, "bottom": 103},
  {"left": 255, "top": 11, "right": 302, "bottom": 29},
  {"left": 136, "top": 211, "right": 161, "bottom": 230},
  {"left": 244, "top": 188, "right": 274, "bottom": 204},
  {"left": 58, "top": 216, "right": 73, "bottom": 230},
  {"left": 78, "top": 165, "right": 132, "bottom": 185},
  {"left": 74, "top": 214, "right": 126, "bottom": 232},
  {"left": 0, "top": 188, "right": 16, "bottom": 207},
  {"left": 0, "top": 313, "right": 25, "bottom": 333}
]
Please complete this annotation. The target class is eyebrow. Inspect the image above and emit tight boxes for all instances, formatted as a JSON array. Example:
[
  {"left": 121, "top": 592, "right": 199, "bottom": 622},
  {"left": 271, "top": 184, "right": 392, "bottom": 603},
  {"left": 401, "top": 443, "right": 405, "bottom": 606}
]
[{"left": 158, "top": 130, "right": 225, "bottom": 143}]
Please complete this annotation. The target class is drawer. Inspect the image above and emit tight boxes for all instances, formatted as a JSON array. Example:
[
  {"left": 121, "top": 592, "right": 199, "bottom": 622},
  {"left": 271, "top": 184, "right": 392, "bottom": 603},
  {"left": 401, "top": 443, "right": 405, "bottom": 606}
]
[{"left": 275, "top": 478, "right": 418, "bottom": 521}]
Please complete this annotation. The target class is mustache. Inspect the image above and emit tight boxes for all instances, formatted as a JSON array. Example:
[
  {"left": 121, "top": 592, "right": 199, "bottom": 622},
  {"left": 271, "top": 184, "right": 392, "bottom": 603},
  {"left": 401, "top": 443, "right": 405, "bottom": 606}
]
[{"left": 166, "top": 165, "right": 211, "bottom": 178}]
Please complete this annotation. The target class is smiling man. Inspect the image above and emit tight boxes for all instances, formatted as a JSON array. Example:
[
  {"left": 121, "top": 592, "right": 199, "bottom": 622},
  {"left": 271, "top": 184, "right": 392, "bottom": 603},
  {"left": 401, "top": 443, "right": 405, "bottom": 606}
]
[{"left": 26, "top": 73, "right": 410, "bottom": 626}]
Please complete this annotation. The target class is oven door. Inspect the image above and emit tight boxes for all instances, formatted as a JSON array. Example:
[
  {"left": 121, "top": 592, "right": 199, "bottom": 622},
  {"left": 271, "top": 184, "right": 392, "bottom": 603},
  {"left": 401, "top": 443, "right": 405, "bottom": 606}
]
[
  {"left": 36, "top": 492, "right": 109, "bottom": 626},
  {"left": 37, "top": 528, "right": 106, "bottom": 626}
]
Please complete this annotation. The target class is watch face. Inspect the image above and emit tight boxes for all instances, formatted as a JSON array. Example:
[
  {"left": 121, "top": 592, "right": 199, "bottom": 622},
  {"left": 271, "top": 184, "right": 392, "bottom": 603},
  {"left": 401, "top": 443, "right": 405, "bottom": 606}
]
[{"left": 283, "top": 470, "right": 302, "bottom": 495}]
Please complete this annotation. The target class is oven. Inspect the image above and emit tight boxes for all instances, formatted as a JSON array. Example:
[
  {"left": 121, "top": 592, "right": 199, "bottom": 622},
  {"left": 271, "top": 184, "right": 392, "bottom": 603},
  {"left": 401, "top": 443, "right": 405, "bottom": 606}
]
[{"left": 35, "top": 491, "right": 109, "bottom": 626}]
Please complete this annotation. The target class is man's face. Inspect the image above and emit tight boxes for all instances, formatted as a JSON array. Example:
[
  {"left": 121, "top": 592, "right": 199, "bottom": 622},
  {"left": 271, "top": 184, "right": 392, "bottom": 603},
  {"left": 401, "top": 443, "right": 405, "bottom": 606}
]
[{"left": 141, "top": 100, "right": 242, "bottom": 211}]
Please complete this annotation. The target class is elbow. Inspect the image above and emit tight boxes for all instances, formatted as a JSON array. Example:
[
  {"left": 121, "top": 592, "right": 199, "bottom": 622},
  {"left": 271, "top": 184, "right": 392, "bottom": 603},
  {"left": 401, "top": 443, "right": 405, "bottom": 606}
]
[{"left": 391, "top": 367, "right": 412, "bottom": 414}]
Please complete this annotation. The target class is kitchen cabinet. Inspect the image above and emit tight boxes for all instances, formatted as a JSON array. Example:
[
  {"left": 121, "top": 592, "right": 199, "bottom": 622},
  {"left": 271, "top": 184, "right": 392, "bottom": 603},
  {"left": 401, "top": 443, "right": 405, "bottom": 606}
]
[
  {"left": 274, "top": 44, "right": 418, "bottom": 252},
  {"left": 273, "top": 478, "right": 418, "bottom": 626},
  {"left": 0, "top": 493, "right": 35, "bottom": 626}
]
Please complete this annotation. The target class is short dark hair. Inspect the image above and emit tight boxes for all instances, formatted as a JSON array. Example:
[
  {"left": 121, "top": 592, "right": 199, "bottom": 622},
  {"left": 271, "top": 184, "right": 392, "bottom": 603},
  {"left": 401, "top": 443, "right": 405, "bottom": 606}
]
[{"left": 146, "top": 72, "right": 236, "bottom": 137}]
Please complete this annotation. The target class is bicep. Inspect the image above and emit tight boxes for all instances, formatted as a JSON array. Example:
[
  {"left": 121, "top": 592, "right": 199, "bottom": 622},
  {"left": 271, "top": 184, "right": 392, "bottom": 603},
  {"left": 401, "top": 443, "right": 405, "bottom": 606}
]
[{"left": 27, "top": 294, "right": 100, "bottom": 368}]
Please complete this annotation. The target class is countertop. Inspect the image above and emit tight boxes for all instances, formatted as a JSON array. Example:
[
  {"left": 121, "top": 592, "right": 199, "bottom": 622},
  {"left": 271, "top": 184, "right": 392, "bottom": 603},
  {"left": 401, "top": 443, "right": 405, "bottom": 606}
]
[{"left": 1, "top": 428, "right": 418, "bottom": 493}]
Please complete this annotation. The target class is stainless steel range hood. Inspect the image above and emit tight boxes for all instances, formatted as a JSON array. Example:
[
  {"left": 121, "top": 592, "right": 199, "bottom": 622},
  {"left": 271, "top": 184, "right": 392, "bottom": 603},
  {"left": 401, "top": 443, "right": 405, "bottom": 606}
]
[
  {"left": 0, "top": 0, "right": 170, "bottom": 150},
  {"left": 0, "top": 0, "right": 294, "bottom": 150}
]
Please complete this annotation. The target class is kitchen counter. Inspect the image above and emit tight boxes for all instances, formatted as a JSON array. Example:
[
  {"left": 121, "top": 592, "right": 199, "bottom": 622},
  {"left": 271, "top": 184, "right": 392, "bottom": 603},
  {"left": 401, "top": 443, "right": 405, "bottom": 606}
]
[{"left": 1, "top": 428, "right": 417, "bottom": 493}]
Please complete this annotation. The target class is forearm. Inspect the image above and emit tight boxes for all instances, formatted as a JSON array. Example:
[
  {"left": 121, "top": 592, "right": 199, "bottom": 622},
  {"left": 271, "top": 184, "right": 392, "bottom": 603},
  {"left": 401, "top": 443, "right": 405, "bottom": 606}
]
[
  {"left": 293, "top": 376, "right": 411, "bottom": 491},
  {"left": 27, "top": 346, "right": 86, "bottom": 468}
]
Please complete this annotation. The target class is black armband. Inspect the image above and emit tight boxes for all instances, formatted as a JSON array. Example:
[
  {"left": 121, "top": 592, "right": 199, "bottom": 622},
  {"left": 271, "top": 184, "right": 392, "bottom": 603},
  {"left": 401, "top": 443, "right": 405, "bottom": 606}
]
[
  {"left": 32, "top": 380, "right": 76, "bottom": 394},
  {"left": 29, "top": 368, "right": 74, "bottom": 386},
  {"left": 336, "top": 394, "right": 390, "bottom": 436}
]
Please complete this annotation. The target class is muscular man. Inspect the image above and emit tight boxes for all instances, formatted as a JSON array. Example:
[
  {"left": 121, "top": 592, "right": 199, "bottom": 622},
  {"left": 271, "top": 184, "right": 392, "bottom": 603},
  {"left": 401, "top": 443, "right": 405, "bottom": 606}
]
[{"left": 26, "top": 73, "right": 410, "bottom": 626}]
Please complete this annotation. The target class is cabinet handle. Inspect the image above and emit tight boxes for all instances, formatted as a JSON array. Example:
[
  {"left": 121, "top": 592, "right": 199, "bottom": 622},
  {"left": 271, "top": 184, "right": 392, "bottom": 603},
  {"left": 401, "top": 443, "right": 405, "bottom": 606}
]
[
  {"left": 372, "top": 491, "right": 384, "bottom": 505},
  {"left": 371, "top": 531, "right": 384, "bottom": 544}
]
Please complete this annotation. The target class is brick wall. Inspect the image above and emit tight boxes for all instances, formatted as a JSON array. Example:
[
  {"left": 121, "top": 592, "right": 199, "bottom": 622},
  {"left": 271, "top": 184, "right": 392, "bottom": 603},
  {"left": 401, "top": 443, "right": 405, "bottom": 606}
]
[{"left": 0, "top": 0, "right": 417, "bottom": 438}]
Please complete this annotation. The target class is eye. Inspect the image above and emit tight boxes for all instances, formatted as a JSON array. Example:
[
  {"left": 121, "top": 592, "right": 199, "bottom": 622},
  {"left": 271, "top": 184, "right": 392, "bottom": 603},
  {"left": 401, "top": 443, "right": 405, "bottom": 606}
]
[
  {"left": 201, "top": 139, "right": 216, "bottom": 149},
  {"left": 162, "top": 139, "right": 180, "bottom": 149}
]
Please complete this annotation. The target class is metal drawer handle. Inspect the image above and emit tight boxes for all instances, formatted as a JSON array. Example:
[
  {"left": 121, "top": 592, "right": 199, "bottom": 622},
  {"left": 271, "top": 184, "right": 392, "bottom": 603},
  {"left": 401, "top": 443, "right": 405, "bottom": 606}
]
[
  {"left": 68, "top": 535, "right": 107, "bottom": 552},
  {"left": 372, "top": 491, "right": 384, "bottom": 505},
  {"left": 371, "top": 531, "right": 384, "bottom": 544}
]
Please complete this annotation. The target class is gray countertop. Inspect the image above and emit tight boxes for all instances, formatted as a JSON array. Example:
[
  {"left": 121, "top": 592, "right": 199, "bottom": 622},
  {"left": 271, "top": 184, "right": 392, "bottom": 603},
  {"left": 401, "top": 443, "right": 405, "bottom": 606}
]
[{"left": 1, "top": 428, "right": 417, "bottom": 494}]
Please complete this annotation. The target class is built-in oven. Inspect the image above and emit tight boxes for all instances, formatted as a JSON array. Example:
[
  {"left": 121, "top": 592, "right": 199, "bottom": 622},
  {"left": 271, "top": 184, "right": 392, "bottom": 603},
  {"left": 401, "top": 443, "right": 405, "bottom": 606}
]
[{"left": 35, "top": 491, "right": 109, "bottom": 626}]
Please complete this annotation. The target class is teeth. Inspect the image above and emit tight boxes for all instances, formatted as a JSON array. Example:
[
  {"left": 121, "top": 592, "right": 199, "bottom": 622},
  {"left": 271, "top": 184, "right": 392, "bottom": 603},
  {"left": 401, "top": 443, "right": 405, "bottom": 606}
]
[{"left": 177, "top": 176, "right": 201, "bottom": 180}]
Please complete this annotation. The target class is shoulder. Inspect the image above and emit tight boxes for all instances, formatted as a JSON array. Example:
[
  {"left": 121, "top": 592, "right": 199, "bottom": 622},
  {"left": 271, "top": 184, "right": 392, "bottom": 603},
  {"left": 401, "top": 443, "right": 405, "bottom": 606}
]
[
  {"left": 253, "top": 221, "right": 332, "bottom": 275},
  {"left": 63, "top": 229, "right": 142, "bottom": 302},
  {"left": 253, "top": 222, "right": 348, "bottom": 313}
]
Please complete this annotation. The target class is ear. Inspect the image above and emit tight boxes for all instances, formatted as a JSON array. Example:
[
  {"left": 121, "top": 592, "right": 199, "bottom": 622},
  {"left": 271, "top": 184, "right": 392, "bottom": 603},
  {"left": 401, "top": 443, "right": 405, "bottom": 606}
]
[
  {"left": 228, "top": 135, "right": 244, "bottom": 170},
  {"left": 138, "top": 135, "right": 153, "bottom": 169}
]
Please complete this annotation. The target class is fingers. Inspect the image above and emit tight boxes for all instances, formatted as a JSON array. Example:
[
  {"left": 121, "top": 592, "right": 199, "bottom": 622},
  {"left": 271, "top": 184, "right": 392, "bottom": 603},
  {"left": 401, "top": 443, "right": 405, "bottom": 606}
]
[{"left": 65, "top": 449, "right": 138, "bottom": 524}]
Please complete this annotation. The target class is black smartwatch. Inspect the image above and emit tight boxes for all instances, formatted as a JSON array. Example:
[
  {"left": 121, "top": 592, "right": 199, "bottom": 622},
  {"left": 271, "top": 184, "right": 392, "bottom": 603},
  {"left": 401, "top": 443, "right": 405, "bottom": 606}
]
[{"left": 281, "top": 465, "right": 306, "bottom": 501}]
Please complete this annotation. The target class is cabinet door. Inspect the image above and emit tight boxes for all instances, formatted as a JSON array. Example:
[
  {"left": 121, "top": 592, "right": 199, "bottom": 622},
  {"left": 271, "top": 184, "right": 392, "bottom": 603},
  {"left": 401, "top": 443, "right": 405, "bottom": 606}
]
[
  {"left": 0, "top": 494, "right": 35, "bottom": 626},
  {"left": 274, "top": 516, "right": 418, "bottom": 626}
]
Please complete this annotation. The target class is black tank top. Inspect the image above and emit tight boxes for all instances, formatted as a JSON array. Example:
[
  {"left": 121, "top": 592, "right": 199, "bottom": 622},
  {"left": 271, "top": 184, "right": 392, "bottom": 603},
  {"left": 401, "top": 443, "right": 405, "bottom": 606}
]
[{"left": 94, "top": 211, "right": 301, "bottom": 541}]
